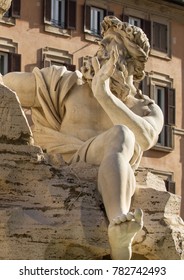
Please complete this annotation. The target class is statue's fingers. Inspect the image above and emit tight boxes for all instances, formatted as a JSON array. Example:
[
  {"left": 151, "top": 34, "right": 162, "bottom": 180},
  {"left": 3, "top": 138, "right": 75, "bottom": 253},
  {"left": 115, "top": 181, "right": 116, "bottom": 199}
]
[
  {"left": 103, "top": 63, "right": 116, "bottom": 78},
  {"left": 92, "top": 56, "right": 100, "bottom": 74}
]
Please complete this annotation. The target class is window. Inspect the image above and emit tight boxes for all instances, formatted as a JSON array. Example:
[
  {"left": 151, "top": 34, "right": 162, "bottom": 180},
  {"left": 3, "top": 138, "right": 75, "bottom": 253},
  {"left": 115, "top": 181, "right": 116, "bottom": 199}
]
[
  {"left": 51, "top": 0, "right": 66, "bottom": 28},
  {"left": 90, "top": 7, "right": 104, "bottom": 35},
  {"left": 122, "top": 14, "right": 151, "bottom": 43},
  {"left": 140, "top": 73, "right": 175, "bottom": 150},
  {"left": 0, "top": 52, "right": 21, "bottom": 74},
  {"left": 42, "top": 47, "right": 76, "bottom": 71},
  {"left": 122, "top": 14, "right": 170, "bottom": 57},
  {"left": 0, "top": 38, "right": 21, "bottom": 73},
  {"left": 84, "top": 5, "right": 114, "bottom": 37},
  {"left": 44, "top": 0, "right": 76, "bottom": 30},
  {"left": 153, "top": 22, "right": 168, "bottom": 53},
  {"left": 155, "top": 86, "right": 175, "bottom": 148},
  {"left": 128, "top": 16, "right": 141, "bottom": 27}
]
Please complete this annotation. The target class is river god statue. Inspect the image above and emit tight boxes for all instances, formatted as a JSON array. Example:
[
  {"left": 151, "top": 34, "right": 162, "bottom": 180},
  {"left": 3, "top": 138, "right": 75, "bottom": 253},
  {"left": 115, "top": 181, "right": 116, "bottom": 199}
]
[{"left": 3, "top": 16, "right": 164, "bottom": 259}]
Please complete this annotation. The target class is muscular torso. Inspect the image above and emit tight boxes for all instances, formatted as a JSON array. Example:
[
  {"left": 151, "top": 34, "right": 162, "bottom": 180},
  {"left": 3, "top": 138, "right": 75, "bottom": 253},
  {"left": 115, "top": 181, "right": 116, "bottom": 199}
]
[
  {"left": 59, "top": 83, "right": 113, "bottom": 141},
  {"left": 59, "top": 82, "right": 156, "bottom": 145}
]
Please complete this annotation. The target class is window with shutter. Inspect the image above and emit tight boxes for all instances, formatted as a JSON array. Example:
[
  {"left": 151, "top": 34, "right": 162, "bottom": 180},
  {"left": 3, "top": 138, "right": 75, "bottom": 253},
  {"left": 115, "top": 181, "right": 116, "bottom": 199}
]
[
  {"left": 154, "top": 85, "right": 175, "bottom": 149},
  {"left": 122, "top": 14, "right": 151, "bottom": 44},
  {"left": 84, "top": 5, "right": 107, "bottom": 36},
  {"left": 121, "top": 13, "right": 169, "bottom": 56},
  {"left": 153, "top": 22, "right": 168, "bottom": 53},
  {"left": 0, "top": 52, "right": 21, "bottom": 74},
  {"left": 0, "top": 38, "right": 20, "bottom": 73}
]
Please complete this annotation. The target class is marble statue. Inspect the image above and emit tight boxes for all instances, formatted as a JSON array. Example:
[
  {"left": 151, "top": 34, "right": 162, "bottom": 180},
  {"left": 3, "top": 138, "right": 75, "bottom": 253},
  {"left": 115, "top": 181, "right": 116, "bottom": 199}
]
[
  {"left": 2, "top": 16, "right": 164, "bottom": 259},
  {"left": 0, "top": 0, "right": 12, "bottom": 18}
]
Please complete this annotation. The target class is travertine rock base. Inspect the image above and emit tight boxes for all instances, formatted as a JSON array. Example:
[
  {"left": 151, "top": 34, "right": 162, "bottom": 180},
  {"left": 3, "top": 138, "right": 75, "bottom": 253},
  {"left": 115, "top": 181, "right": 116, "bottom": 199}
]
[{"left": 0, "top": 83, "right": 184, "bottom": 260}]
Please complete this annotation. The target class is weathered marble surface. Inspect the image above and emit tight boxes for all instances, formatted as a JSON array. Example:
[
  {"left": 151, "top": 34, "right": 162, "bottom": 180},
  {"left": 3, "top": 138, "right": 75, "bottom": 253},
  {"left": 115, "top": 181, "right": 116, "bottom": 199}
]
[{"left": 0, "top": 83, "right": 184, "bottom": 260}]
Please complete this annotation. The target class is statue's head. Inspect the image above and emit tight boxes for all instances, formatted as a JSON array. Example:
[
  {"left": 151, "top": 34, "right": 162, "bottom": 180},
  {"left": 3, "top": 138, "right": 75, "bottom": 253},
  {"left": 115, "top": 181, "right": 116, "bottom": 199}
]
[
  {"left": 100, "top": 16, "right": 150, "bottom": 81},
  {"left": 81, "top": 16, "right": 150, "bottom": 100}
]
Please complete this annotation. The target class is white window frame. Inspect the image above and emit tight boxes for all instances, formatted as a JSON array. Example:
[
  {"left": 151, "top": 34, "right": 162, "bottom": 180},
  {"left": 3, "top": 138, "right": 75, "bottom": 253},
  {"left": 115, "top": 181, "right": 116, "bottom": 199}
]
[
  {"left": 128, "top": 16, "right": 141, "bottom": 27},
  {"left": 90, "top": 7, "right": 104, "bottom": 35},
  {"left": 51, "top": 0, "right": 65, "bottom": 27}
]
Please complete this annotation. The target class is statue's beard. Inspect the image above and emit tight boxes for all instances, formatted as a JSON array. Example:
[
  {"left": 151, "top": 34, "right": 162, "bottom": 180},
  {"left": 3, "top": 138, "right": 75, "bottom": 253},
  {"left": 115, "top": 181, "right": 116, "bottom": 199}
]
[
  {"left": 109, "top": 69, "right": 130, "bottom": 101},
  {"left": 97, "top": 54, "right": 131, "bottom": 101}
]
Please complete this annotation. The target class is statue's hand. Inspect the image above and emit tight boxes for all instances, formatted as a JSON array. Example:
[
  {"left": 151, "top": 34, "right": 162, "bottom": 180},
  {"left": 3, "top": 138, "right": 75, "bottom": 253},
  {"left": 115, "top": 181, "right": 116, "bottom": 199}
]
[{"left": 91, "top": 47, "right": 118, "bottom": 99}]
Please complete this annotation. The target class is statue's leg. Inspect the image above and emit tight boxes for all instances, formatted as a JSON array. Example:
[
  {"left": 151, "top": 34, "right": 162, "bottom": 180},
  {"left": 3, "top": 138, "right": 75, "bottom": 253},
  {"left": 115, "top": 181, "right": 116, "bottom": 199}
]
[{"left": 85, "top": 125, "right": 143, "bottom": 259}]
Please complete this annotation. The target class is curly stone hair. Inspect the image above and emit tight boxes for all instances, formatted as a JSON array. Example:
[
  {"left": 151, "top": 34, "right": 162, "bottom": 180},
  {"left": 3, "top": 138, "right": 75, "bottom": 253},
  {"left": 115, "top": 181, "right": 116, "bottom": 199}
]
[{"left": 82, "top": 16, "right": 150, "bottom": 84}]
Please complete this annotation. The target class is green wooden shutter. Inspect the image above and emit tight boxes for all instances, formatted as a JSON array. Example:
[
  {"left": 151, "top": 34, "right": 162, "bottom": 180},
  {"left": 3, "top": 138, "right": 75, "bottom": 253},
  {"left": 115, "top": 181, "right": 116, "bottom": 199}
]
[
  {"left": 66, "top": 0, "right": 77, "bottom": 29},
  {"left": 167, "top": 88, "right": 176, "bottom": 126},
  {"left": 153, "top": 22, "right": 168, "bottom": 53},
  {"left": 44, "top": 0, "right": 52, "bottom": 23},
  {"left": 8, "top": 53, "right": 21, "bottom": 72},
  {"left": 11, "top": 0, "right": 21, "bottom": 18},
  {"left": 84, "top": 5, "right": 91, "bottom": 31},
  {"left": 141, "top": 19, "right": 151, "bottom": 43}
]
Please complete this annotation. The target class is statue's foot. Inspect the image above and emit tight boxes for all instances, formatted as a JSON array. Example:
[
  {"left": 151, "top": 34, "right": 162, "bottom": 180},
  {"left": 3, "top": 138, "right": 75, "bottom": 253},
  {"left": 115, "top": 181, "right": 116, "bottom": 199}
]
[{"left": 108, "top": 208, "right": 143, "bottom": 260}]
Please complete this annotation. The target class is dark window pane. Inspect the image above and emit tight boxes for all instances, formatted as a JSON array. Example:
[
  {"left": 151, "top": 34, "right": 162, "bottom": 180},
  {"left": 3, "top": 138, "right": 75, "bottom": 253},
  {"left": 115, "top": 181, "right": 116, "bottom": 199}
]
[
  {"left": 66, "top": 0, "right": 76, "bottom": 29},
  {"left": 8, "top": 53, "right": 21, "bottom": 72},
  {"left": 11, "top": 0, "right": 21, "bottom": 18},
  {"left": 153, "top": 22, "right": 168, "bottom": 53},
  {"left": 44, "top": 0, "right": 52, "bottom": 22}
]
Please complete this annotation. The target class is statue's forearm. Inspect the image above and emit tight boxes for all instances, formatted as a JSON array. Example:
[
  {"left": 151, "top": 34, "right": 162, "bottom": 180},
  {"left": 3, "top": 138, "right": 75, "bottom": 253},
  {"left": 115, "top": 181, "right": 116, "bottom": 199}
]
[{"left": 95, "top": 85, "right": 159, "bottom": 150}]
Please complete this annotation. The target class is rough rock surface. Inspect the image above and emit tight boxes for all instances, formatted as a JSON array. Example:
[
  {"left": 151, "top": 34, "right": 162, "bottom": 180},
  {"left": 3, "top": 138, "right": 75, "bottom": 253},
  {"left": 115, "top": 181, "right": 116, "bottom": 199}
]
[{"left": 0, "top": 83, "right": 184, "bottom": 260}]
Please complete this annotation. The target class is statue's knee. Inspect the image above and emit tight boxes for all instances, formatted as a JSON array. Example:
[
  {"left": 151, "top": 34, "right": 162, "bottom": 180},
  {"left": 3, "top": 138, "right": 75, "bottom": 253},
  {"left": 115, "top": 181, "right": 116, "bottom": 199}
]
[
  {"left": 110, "top": 125, "right": 135, "bottom": 144},
  {"left": 103, "top": 125, "right": 135, "bottom": 157}
]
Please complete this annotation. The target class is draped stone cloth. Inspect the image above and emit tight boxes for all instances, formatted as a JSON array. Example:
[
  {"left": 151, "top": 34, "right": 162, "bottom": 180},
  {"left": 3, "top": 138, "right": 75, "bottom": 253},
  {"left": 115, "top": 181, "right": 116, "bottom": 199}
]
[{"left": 32, "top": 65, "right": 91, "bottom": 163}]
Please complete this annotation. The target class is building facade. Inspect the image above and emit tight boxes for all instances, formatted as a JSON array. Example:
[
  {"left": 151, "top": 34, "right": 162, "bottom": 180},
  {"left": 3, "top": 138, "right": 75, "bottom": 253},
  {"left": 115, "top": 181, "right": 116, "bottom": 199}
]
[{"left": 0, "top": 0, "right": 184, "bottom": 217}]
